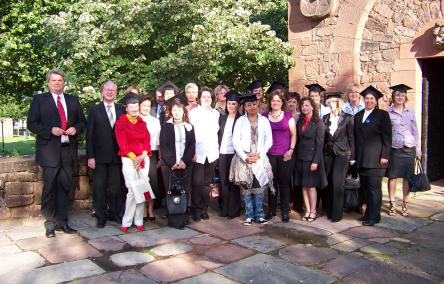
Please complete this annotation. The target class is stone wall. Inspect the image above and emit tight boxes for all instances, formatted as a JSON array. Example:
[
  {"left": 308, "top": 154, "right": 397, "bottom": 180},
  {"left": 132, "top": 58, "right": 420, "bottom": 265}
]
[{"left": 0, "top": 151, "right": 92, "bottom": 220}]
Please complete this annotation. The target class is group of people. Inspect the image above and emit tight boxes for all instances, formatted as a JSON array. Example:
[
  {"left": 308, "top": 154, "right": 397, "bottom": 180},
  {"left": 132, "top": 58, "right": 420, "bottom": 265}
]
[{"left": 27, "top": 68, "right": 421, "bottom": 238}]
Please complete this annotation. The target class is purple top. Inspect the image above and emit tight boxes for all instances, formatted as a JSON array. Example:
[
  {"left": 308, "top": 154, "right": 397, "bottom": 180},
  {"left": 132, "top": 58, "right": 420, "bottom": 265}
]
[
  {"left": 387, "top": 106, "right": 421, "bottom": 155},
  {"left": 264, "top": 111, "right": 293, "bottom": 156}
]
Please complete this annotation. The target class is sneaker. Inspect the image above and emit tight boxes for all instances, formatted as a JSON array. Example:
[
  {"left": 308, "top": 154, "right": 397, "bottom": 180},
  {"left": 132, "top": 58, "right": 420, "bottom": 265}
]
[
  {"left": 243, "top": 218, "right": 253, "bottom": 226},
  {"left": 255, "top": 218, "right": 268, "bottom": 225}
]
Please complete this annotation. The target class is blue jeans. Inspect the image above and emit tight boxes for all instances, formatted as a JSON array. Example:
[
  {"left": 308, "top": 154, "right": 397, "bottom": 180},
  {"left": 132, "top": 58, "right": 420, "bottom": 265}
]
[{"left": 243, "top": 192, "right": 264, "bottom": 221}]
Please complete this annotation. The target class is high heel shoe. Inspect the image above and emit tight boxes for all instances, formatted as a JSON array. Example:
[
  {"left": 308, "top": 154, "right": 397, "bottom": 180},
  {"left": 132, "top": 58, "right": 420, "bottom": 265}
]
[
  {"left": 307, "top": 212, "right": 317, "bottom": 223},
  {"left": 303, "top": 212, "right": 311, "bottom": 221}
]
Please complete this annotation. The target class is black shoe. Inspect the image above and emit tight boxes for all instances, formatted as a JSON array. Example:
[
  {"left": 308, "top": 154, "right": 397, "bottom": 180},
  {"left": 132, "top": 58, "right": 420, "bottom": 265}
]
[
  {"left": 362, "top": 220, "right": 376, "bottom": 226},
  {"left": 282, "top": 214, "right": 289, "bottom": 223},
  {"left": 184, "top": 219, "right": 191, "bottom": 225},
  {"left": 192, "top": 215, "right": 201, "bottom": 222},
  {"left": 46, "top": 229, "right": 55, "bottom": 238},
  {"left": 265, "top": 212, "right": 274, "bottom": 220},
  {"left": 96, "top": 220, "right": 106, "bottom": 228},
  {"left": 201, "top": 213, "right": 209, "bottom": 220},
  {"left": 55, "top": 225, "right": 77, "bottom": 234},
  {"left": 331, "top": 218, "right": 341, "bottom": 223},
  {"left": 114, "top": 216, "right": 123, "bottom": 224}
]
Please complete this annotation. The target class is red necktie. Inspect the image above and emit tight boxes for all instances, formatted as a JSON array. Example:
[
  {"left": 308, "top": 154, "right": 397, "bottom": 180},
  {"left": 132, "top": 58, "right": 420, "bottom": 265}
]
[{"left": 57, "top": 95, "right": 67, "bottom": 131}]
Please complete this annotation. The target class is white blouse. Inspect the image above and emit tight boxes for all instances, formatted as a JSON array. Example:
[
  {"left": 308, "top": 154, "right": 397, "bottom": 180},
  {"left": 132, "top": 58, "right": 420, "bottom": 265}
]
[
  {"left": 219, "top": 118, "right": 235, "bottom": 154},
  {"left": 142, "top": 115, "right": 161, "bottom": 151}
]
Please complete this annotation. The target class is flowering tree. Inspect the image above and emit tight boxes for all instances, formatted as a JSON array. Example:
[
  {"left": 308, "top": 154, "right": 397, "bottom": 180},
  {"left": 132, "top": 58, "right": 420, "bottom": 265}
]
[{"left": 46, "top": 0, "right": 294, "bottom": 107}]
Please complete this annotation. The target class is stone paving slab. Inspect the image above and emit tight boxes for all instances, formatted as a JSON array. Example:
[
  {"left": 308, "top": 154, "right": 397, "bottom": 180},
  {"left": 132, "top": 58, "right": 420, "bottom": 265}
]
[
  {"left": 430, "top": 212, "right": 444, "bottom": 221},
  {"left": 403, "top": 231, "right": 444, "bottom": 251},
  {"left": 0, "top": 251, "right": 45, "bottom": 276},
  {"left": 273, "top": 221, "right": 331, "bottom": 236},
  {"left": 0, "top": 219, "right": 21, "bottom": 232},
  {"left": 188, "top": 235, "right": 222, "bottom": 246},
  {"left": 0, "top": 233, "right": 13, "bottom": 247},
  {"left": 118, "top": 227, "right": 199, "bottom": 248},
  {"left": 360, "top": 243, "right": 399, "bottom": 255},
  {"left": 319, "top": 253, "right": 374, "bottom": 278},
  {"left": 141, "top": 257, "right": 206, "bottom": 282},
  {"left": 330, "top": 238, "right": 371, "bottom": 252},
  {"left": 16, "top": 234, "right": 84, "bottom": 251},
  {"left": 342, "top": 226, "right": 399, "bottom": 239},
  {"left": 151, "top": 242, "right": 193, "bottom": 256},
  {"left": 0, "top": 244, "right": 21, "bottom": 255},
  {"left": 176, "top": 253, "right": 224, "bottom": 270},
  {"left": 375, "top": 215, "right": 432, "bottom": 232},
  {"left": 21, "top": 259, "right": 105, "bottom": 284},
  {"left": 215, "top": 253, "right": 336, "bottom": 284},
  {"left": 279, "top": 244, "right": 338, "bottom": 266},
  {"left": 188, "top": 216, "right": 264, "bottom": 240},
  {"left": 343, "top": 261, "right": 435, "bottom": 284},
  {"left": 173, "top": 272, "right": 240, "bottom": 284},
  {"left": 324, "top": 233, "right": 354, "bottom": 245},
  {"left": 231, "top": 235, "right": 286, "bottom": 253},
  {"left": 390, "top": 247, "right": 444, "bottom": 279},
  {"left": 402, "top": 201, "right": 444, "bottom": 218},
  {"left": 420, "top": 221, "right": 444, "bottom": 237},
  {"left": 385, "top": 241, "right": 409, "bottom": 249},
  {"left": 88, "top": 236, "right": 125, "bottom": 252},
  {"left": 204, "top": 243, "right": 255, "bottom": 263},
  {"left": 288, "top": 216, "right": 362, "bottom": 233},
  {"left": 110, "top": 251, "right": 155, "bottom": 267},
  {"left": 78, "top": 225, "right": 124, "bottom": 239},
  {"left": 368, "top": 237, "right": 391, "bottom": 244},
  {"left": 71, "top": 269, "right": 158, "bottom": 284},
  {"left": 5, "top": 223, "right": 46, "bottom": 241},
  {"left": 38, "top": 242, "right": 103, "bottom": 263}
]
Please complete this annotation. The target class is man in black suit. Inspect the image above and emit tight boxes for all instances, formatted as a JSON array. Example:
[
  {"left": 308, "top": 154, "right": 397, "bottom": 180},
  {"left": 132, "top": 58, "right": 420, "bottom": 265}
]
[
  {"left": 86, "top": 81, "right": 125, "bottom": 228},
  {"left": 150, "top": 88, "right": 165, "bottom": 118},
  {"left": 27, "top": 68, "right": 86, "bottom": 238}
]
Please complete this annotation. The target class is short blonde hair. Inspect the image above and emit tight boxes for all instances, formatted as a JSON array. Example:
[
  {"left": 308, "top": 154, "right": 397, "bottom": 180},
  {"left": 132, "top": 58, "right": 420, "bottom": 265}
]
[
  {"left": 345, "top": 83, "right": 360, "bottom": 102},
  {"left": 185, "top": 83, "right": 198, "bottom": 92},
  {"left": 326, "top": 97, "right": 345, "bottom": 110},
  {"left": 214, "top": 84, "right": 229, "bottom": 96}
]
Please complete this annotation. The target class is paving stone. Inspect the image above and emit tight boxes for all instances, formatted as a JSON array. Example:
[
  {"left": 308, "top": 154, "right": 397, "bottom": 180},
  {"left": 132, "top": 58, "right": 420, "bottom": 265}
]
[
  {"left": 15, "top": 234, "right": 84, "bottom": 251},
  {"left": 390, "top": 237, "right": 411, "bottom": 243},
  {"left": 176, "top": 253, "right": 224, "bottom": 270},
  {"left": 72, "top": 269, "right": 158, "bottom": 284},
  {"left": 5, "top": 223, "right": 46, "bottom": 241},
  {"left": 402, "top": 201, "right": 443, "bottom": 218},
  {"left": 188, "top": 235, "right": 222, "bottom": 246},
  {"left": 88, "top": 236, "right": 125, "bottom": 252},
  {"left": 385, "top": 241, "right": 409, "bottom": 249},
  {"left": 151, "top": 242, "right": 193, "bottom": 256},
  {"left": 231, "top": 235, "right": 286, "bottom": 253},
  {"left": 273, "top": 221, "right": 331, "bottom": 236},
  {"left": 0, "top": 220, "right": 21, "bottom": 232},
  {"left": 22, "top": 259, "right": 105, "bottom": 284},
  {"left": 78, "top": 225, "right": 123, "bottom": 239},
  {"left": 288, "top": 216, "right": 362, "bottom": 233},
  {"left": 368, "top": 237, "right": 390, "bottom": 244},
  {"left": 215, "top": 253, "right": 336, "bottom": 284},
  {"left": 203, "top": 243, "right": 255, "bottom": 263},
  {"left": 0, "top": 233, "right": 13, "bottom": 247},
  {"left": 0, "top": 251, "right": 45, "bottom": 276},
  {"left": 375, "top": 215, "right": 432, "bottom": 232},
  {"left": 174, "top": 272, "right": 240, "bottom": 284},
  {"left": 319, "top": 253, "right": 374, "bottom": 278},
  {"left": 187, "top": 216, "right": 264, "bottom": 240},
  {"left": 110, "top": 251, "right": 155, "bottom": 267},
  {"left": 420, "top": 221, "right": 444, "bottom": 237},
  {"left": 279, "top": 244, "right": 338, "bottom": 266},
  {"left": 38, "top": 242, "right": 102, "bottom": 263},
  {"left": 330, "top": 238, "right": 371, "bottom": 252},
  {"left": 324, "top": 233, "right": 353, "bottom": 245},
  {"left": 360, "top": 243, "right": 399, "bottom": 255},
  {"left": 140, "top": 257, "right": 206, "bottom": 282},
  {"left": 342, "top": 226, "right": 399, "bottom": 239},
  {"left": 430, "top": 212, "right": 444, "bottom": 221},
  {"left": 0, "top": 244, "right": 21, "bottom": 255},
  {"left": 118, "top": 227, "right": 199, "bottom": 248},
  {"left": 343, "top": 261, "right": 435, "bottom": 284},
  {"left": 390, "top": 247, "right": 444, "bottom": 279},
  {"left": 403, "top": 231, "right": 444, "bottom": 251}
]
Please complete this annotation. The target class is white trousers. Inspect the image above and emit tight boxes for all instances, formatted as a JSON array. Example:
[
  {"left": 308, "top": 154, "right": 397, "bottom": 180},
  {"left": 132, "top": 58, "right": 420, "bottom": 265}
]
[{"left": 121, "top": 157, "right": 149, "bottom": 227}]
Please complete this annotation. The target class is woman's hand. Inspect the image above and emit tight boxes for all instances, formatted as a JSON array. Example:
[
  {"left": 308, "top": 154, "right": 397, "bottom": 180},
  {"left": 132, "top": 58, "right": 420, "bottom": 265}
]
[
  {"left": 133, "top": 154, "right": 146, "bottom": 169},
  {"left": 171, "top": 164, "right": 179, "bottom": 170},
  {"left": 192, "top": 154, "right": 197, "bottom": 162},
  {"left": 416, "top": 154, "right": 422, "bottom": 160},
  {"left": 380, "top": 158, "right": 388, "bottom": 165},
  {"left": 246, "top": 154, "right": 257, "bottom": 164},
  {"left": 310, "top": 163, "right": 318, "bottom": 172},
  {"left": 178, "top": 160, "right": 186, "bottom": 169},
  {"left": 283, "top": 149, "right": 293, "bottom": 162}
]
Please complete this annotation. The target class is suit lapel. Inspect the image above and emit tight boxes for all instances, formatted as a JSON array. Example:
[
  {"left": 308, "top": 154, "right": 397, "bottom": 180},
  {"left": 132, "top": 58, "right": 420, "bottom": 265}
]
[{"left": 332, "top": 113, "right": 345, "bottom": 139}]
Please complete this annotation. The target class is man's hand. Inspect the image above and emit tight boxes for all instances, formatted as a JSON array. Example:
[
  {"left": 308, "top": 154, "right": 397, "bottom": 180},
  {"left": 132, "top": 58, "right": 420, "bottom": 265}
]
[
  {"left": 88, "top": 158, "right": 96, "bottom": 170},
  {"left": 380, "top": 158, "right": 388, "bottom": 165},
  {"left": 51, "top": 127, "right": 64, "bottom": 136},
  {"left": 65, "top": 127, "right": 76, "bottom": 136},
  {"left": 178, "top": 160, "right": 186, "bottom": 169}
]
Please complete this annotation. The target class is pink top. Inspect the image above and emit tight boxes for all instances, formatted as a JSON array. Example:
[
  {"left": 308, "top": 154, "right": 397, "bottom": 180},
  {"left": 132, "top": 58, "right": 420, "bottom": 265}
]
[
  {"left": 387, "top": 106, "right": 421, "bottom": 156},
  {"left": 264, "top": 111, "right": 293, "bottom": 156}
]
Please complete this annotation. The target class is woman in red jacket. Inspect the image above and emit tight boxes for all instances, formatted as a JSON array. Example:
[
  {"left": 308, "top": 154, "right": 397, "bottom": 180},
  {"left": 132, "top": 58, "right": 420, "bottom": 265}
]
[{"left": 115, "top": 94, "right": 152, "bottom": 232}]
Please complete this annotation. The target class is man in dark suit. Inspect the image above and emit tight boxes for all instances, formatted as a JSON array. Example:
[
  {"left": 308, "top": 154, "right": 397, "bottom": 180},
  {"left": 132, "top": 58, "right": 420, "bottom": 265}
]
[
  {"left": 150, "top": 88, "right": 165, "bottom": 118},
  {"left": 27, "top": 68, "right": 86, "bottom": 238},
  {"left": 86, "top": 81, "right": 125, "bottom": 228}
]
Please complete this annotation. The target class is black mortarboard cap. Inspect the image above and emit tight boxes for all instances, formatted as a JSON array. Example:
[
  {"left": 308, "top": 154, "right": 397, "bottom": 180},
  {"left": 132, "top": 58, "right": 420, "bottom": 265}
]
[
  {"left": 119, "top": 92, "right": 140, "bottom": 105},
  {"left": 360, "top": 85, "right": 383, "bottom": 100},
  {"left": 266, "top": 81, "right": 286, "bottom": 94},
  {"left": 325, "top": 92, "right": 343, "bottom": 100},
  {"left": 389, "top": 84, "right": 412, "bottom": 93},
  {"left": 305, "top": 83, "right": 326, "bottom": 93},
  {"left": 239, "top": 93, "right": 258, "bottom": 104},
  {"left": 246, "top": 80, "right": 263, "bottom": 92},
  {"left": 166, "top": 95, "right": 187, "bottom": 106},
  {"left": 224, "top": 90, "right": 240, "bottom": 102}
]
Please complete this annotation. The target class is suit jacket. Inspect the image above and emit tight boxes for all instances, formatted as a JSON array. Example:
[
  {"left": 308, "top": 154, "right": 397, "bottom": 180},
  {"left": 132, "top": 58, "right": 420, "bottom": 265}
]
[
  {"left": 159, "top": 121, "right": 196, "bottom": 168},
  {"left": 150, "top": 102, "right": 159, "bottom": 118},
  {"left": 218, "top": 112, "right": 241, "bottom": 146},
  {"left": 295, "top": 117, "right": 325, "bottom": 163},
  {"left": 354, "top": 108, "right": 392, "bottom": 169},
  {"left": 86, "top": 102, "right": 125, "bottom": 163},
  {"left": 323, "top": 111, "right": 355, "bottom": 159},
  {"left": 27, "top": 92, "right": 86, "bottom": 167}
]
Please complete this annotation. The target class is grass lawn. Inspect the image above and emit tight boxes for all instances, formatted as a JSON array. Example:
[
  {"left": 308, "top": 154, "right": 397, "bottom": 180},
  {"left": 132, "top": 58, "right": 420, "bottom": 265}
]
[{"left": 1, "top": 135, "right": 36, "bottom": 156}]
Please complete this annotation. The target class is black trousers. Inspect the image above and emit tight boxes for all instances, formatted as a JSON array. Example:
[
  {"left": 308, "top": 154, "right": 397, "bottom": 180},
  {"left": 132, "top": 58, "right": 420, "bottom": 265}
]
[
  {"left": 192, "top": 159, "right": 216, "bottom": 215},
  {"left": 360, "top": 175, "right": 383, "bottom": 222},
  {"left": 267, "top": 154, "right": 294, "bottom": 216},
  {"left": 219, "top": 154, "right": 241, "bottom": 217},
  {"left": 290, "top": 152, "right": 303, "bottom": 212},
  {"left": 149, "top": 150, "right": 164, "bottom": 203},
  {"left": 324, "top": 154, "right": 349, "bottom": 221},
  {"left": 41, "top": 146, "right": 73, "bottom": 230},
  {"left": 92, "top": 162, "right": 122, "bottom": 222}
]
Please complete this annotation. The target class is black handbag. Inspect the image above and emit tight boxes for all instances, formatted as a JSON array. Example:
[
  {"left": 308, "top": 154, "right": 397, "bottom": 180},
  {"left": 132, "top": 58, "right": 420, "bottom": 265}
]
[
  {"left": 343, "top": 165, "right": 360, "bottom": 212},
  {"left": 408, "top": 159, "right": 431, "bottom": 192},
  {"left": 166, "top": 170, "right": 187, "bottom": 215}
]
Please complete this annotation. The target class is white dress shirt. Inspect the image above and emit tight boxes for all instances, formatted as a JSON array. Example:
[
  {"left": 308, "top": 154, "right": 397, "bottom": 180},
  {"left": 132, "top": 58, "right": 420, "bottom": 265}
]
[
  {"left": 51, "top": 92, "right": 69, "bottom": 143},
  {"left": 362, "top": 108, "right": 374, "bottom": 123},
  {"left": 219, "top": 118, "right": 235, "bottom": 154},
  {"left": 328, "top": 113, "right": 340, "bottom": 136},
  {"left": 320, "top": 104, "right": 331, "bottom": 118},
  {"left": 189, "top": 105, "right": 220, "bottom": 164},
  {"left": 142, "top": 115, "right": 161, "bottom": 151}
]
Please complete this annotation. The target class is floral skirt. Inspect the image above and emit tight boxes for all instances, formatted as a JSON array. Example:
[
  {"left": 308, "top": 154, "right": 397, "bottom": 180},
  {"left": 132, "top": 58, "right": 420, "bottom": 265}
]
[{"left": 229, "top": 154, "right": 272, "bottom": 195}]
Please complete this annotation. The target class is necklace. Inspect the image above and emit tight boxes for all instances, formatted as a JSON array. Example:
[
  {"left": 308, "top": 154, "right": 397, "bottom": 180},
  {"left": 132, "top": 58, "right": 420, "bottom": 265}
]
[{"left": 270, "top": 110, "right": 282, "bottom": 120}]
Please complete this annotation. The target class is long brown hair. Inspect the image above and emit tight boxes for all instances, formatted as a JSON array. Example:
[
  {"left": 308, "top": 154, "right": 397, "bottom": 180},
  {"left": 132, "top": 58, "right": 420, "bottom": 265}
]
[
  {"left": 166, "top": 102, "right": 190, "bottom": 123},
  {"left": 267, "top": 90, "right": 287, "bottom": 111},
  {"left": 299, "top": 97, "right": 319, "bottom": 124}
]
